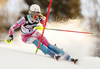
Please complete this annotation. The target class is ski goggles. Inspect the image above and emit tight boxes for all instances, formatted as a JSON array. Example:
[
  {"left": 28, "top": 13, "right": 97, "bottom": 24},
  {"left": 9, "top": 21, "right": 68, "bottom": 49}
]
[{"left": 30, "top": 11, "right": 40, "bottom": 15}]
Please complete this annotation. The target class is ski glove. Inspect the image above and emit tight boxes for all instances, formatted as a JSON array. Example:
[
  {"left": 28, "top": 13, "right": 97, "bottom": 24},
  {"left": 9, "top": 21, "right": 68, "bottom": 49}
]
[{"left": 7, "top": 35, "right": 13, "bottom": 42}]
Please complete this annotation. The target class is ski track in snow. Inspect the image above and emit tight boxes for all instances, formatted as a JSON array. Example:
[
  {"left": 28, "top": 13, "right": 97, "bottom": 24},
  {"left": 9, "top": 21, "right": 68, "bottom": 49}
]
[{"left": 0, "top": 20, "right": 100, "bottom": 69}]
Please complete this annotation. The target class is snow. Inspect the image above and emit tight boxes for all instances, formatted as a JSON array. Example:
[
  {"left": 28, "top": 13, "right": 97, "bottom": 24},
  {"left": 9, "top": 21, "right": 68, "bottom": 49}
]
[{"left": 0, "top": 20, "right": 100, "bottom": 69}]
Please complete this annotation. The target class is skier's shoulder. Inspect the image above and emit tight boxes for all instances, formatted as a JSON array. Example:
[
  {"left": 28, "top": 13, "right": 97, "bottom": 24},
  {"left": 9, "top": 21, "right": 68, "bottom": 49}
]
[
  {"left": 16, "top": 16, "right": 26, "bottom": 25},
  {"left": 24, "top": 14, "right": 32, "bottom": 21},
  {"left": 39, "top": 14, "right": 46, "bottom": 21},
  {"left": 18, "top": 14, "right": 30, "bottom": 22}
]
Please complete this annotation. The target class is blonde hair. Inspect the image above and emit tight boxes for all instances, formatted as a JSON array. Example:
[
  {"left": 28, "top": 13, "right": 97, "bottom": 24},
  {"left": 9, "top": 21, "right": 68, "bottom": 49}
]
[{"left": 39, "top": 14, "right": 46, "bottom": 20}]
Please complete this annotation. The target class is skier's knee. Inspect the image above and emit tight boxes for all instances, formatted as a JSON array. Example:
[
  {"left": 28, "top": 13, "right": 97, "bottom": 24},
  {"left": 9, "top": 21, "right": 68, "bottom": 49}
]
[
  {"left": 33, "top": 39, "right": 48, "bottom": 54},
  {"left": 48, "top": 44, "right": 65, "bottom": 55},
  {"left": 33, "top": 39, "right": 39, "bottom": 47}
]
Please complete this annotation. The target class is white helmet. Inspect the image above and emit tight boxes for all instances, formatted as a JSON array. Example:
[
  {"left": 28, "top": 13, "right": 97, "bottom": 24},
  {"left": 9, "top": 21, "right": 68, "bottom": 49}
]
[{"left": 29, "top": 4, "right": 41, "bottom": 15}]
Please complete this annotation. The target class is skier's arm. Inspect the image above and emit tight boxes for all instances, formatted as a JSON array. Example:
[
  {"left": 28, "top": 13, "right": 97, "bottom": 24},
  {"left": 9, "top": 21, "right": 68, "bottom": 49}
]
[
  {"left": 7, "top": 17, "right": 25, "bottom": 42},
  {"left": 9, "top": 17, "right": 25, "bottom": 35},
  {"left": 39, "top": 14, "right": 48, "bottom": 28}
]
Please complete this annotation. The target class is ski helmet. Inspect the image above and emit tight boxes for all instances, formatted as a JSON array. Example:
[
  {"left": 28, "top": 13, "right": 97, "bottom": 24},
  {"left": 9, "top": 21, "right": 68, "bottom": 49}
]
[{"left": 29, "top": 4, "right": 41, "bottom": 15}]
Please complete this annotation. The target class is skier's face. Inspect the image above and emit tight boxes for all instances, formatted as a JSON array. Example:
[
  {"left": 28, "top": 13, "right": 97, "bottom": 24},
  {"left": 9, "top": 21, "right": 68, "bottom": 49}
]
[
  {"left": 31, "top": 11, "right": 40, "bottom": 20},
  {"left": 32, "top": 15, "right": 38, "bottom": 20}
]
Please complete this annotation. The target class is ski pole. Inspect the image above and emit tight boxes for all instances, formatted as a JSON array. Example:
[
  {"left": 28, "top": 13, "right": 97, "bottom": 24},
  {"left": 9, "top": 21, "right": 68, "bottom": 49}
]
[
  {"left": 0, "top": 39, "right": 13, "bottom": 44},
  {"left": 34, "top": 26, "right": 93, "bottom": 34},
  {"left": 46, "top": 28, "right": 93, "bottom": 34},
  {"left": 35, "top": 0, "right": 52, "bottom": 54}
]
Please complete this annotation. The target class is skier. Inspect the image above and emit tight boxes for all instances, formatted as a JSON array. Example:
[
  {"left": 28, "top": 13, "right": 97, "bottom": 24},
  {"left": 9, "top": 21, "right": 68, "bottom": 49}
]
[{"left": 7, "top": 4, "right": 78, "bottom": 64}]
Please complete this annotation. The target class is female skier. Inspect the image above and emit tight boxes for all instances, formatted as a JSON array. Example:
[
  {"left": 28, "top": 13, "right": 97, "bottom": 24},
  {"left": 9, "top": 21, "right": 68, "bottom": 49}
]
[{"left": 7, "top": 4, "right": 78, "bottom": 64}]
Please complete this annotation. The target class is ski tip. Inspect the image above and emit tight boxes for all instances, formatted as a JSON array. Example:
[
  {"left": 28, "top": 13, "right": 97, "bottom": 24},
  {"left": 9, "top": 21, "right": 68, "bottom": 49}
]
[
  {"left": 56, "top": 56, "right": 61, "bottom": 61},
  {"left": 74, "top": 59, "right": 78, "bottom": 64},
  {"left": 56, "top": 58, "right": 59, "bottom": 61}
]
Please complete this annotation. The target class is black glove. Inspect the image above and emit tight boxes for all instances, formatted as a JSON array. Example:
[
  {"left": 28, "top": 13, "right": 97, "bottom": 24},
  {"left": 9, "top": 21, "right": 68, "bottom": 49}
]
[{"left": 7, "top": 35, "right": 13, "bottom": 42}]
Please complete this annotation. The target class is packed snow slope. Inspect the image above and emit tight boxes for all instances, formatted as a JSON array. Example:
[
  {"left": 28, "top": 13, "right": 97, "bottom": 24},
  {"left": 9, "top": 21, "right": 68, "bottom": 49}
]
[{"left": 0, "top": 19, "right": 100, "bottom": 69}]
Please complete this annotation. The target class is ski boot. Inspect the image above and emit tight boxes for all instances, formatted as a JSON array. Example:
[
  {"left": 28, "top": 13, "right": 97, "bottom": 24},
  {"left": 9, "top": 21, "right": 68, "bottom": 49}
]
[
  {"left": 55, "top": 53, "right": 78, "bottom": 64},
  {"left": 63, "top": 54, "right": 78, "bottom": 64},
  {"left": 70, "top": 58, "right": 78, "bottom": 64},
  {"left": 55, "top": 55, "right": 61, "bottom": 61}
]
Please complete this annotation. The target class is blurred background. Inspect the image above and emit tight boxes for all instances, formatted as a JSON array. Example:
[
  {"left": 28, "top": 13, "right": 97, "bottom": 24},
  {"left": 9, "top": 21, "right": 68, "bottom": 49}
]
[{"left": 0, "top": 0, "right": 100, "bottom": 57}]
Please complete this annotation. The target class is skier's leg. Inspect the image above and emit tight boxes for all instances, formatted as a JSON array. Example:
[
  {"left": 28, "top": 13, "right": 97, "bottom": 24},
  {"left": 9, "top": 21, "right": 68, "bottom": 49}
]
[
  {"left": 40, "top": 36, "right": 49, "bottom": 47},
  {"left": 48, "top": 44, "right": 65, "bottom": 55},
  {"left": 31, "top": 31, "right": 71, "bottom": 60},
  {"left": 21, "top": 33, "right": 57, "bottom": 58},
  {"left": 33, "top": 39, "right": 57, "bottom": 58},
  {"left": 48, "top": 44, "right": 71, "bottom": 60},
  {"left": 22, "top": 37, "right": 57, "bottom": 58},
  {"left": 33, "top": 31, "right": 49, "bottom": 47}
]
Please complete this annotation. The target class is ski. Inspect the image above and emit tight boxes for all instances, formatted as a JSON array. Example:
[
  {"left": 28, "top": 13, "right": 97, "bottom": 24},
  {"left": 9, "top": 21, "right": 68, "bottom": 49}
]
[{"left": 55, "top": 56, "right": 78, "bottom": 64}]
